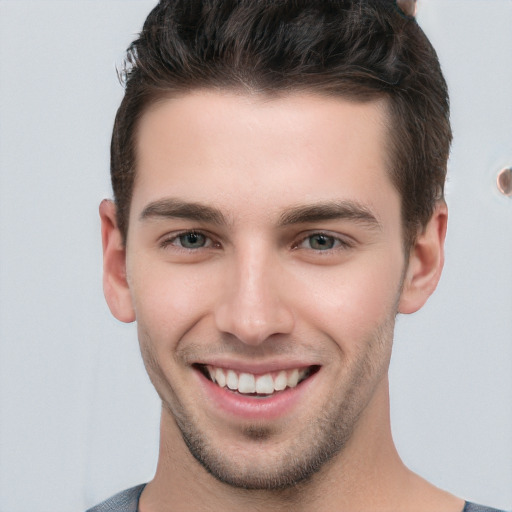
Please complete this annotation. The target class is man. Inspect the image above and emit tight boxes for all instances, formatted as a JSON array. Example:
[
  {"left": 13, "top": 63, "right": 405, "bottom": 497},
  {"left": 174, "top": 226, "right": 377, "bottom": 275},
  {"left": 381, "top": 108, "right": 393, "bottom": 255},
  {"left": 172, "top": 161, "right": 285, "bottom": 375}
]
[{"left": 88, "top": 1, "right": 506, "bottom": 511}]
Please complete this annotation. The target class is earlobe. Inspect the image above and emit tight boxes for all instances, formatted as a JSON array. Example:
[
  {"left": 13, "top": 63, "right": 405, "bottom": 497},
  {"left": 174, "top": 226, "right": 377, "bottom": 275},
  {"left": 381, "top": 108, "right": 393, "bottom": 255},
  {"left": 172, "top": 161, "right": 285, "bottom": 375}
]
[
  {"left": 99, "top": 199, "right": 136, "bottom": 323},
  {"left": 398, "top": 201, "right": 448, "bottom": 314}
]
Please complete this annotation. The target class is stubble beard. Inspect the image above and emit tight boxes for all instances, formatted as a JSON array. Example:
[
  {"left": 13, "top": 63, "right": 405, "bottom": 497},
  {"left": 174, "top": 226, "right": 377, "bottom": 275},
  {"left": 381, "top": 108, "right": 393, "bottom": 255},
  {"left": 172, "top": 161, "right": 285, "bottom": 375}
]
[
  {"left": 163, "top": 318, "right": 395, "bottom": 492},
  {"left": 175, "top": 398, "right": 350, "bottom": 491}
]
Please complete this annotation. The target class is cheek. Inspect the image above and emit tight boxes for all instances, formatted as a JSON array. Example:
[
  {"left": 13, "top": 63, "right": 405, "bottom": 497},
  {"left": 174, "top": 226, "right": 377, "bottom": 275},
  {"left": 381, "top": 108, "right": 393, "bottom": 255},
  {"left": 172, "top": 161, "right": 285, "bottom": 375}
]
[
  {"left": 128, "top": 260, "right": 217, "bottom": 342},
  {"left": 293, "top": 253, "right": 403, "bottom": 343}
]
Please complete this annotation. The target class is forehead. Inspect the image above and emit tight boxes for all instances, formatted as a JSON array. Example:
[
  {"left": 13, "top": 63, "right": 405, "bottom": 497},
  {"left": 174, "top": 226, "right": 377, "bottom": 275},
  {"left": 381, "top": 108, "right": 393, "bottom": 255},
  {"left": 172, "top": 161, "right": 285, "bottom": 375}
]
[{"left": 131, "top": 90, "right": 398, "bottom": 228}]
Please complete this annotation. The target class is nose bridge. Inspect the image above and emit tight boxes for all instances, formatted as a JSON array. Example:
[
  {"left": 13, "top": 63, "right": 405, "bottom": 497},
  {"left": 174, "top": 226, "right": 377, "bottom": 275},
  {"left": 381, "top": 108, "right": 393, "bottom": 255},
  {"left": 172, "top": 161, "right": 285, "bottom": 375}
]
[{"left": 214, "top": 240, "right": 294, "bottom": 345}]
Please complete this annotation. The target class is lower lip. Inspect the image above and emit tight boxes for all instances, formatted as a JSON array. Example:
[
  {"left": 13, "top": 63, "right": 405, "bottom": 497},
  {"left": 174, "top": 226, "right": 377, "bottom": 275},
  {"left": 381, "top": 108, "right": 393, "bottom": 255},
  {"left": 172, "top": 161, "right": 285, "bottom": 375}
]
[{"left": 195, "top": 369, "right": 318, "bottom": 421}]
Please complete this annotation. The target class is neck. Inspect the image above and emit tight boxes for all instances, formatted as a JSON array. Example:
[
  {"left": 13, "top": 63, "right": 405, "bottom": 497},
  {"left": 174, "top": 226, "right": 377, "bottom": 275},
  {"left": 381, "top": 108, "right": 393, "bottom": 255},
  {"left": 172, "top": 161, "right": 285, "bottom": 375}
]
[{"left": 139, "top": 379, "right": 462, "bottom": 512}]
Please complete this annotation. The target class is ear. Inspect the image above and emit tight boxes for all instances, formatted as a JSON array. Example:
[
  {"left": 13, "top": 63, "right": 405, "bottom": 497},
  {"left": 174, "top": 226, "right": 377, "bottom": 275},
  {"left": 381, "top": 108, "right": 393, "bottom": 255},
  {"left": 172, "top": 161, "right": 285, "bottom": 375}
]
[
  {"left": 398, "top": 201, "right": 448, "bottom": 314},
  {"left": 99, "top": 199, "right": 135, "bottom": 323}
]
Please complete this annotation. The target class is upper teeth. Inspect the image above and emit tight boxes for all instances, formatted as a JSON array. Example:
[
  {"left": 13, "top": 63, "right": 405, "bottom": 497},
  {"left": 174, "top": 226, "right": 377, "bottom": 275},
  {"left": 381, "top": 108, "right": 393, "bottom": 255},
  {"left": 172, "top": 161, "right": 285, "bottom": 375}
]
[{"left": 206, "top": 366, "right": 309, "bottom": 395}]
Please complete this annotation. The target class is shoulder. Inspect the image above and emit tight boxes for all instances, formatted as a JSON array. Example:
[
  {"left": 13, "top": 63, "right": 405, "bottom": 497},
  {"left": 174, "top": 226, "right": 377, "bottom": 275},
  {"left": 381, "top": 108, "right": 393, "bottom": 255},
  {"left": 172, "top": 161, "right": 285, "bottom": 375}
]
[
  {"left": 85, "top": 484, "right": 146, "bottom": 512},
  {"left": 463, "top": 502, "right": 510, "bottom": 512}
]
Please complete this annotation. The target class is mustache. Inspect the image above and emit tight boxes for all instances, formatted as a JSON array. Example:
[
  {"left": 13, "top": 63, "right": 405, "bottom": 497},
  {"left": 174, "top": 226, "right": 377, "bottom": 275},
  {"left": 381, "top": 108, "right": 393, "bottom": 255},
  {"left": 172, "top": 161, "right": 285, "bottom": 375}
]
[{"left": 175, "top": 337, "right": 333, "bottom": 364}]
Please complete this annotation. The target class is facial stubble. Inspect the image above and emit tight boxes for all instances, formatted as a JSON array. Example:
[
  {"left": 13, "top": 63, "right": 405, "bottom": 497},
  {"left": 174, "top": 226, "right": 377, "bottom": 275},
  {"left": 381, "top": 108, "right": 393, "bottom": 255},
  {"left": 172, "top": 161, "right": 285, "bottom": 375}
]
[{"left": 154, "top": 316, "right": 396, "bottom": 492}]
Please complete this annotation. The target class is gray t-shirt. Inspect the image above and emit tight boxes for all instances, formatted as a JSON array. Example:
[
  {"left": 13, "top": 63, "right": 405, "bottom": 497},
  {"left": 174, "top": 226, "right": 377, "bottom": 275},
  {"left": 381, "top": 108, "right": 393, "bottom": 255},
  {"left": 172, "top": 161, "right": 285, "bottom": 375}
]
[{"left": 86, "top": 484, "right": 509, "bottom": 512}]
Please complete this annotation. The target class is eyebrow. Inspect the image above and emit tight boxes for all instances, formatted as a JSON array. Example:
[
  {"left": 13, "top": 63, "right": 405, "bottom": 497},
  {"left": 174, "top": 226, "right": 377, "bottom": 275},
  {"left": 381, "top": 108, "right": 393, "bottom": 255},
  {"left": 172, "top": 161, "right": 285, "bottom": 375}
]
[
  {"left": 139, "top": 198, "right": 381, "bottom": 230},
  {"left": 139, "top": 198, "right": 227, "bottom": 225},
  {"left": 277, "top": 201, "right": 382, "bottom": 230}
]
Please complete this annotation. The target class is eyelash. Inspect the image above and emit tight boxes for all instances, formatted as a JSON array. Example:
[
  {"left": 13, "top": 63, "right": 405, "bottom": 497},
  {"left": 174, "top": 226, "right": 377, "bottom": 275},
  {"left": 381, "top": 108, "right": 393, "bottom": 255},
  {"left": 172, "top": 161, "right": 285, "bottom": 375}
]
[
  {"left": 293, "top": 232, "right": 354, "bottom": 252},
  {"left": 159, "top": 230, "right": 219, "bottom": 251},
  {"left": 159, "top": 230, "right": 353, "bottom": 253}
]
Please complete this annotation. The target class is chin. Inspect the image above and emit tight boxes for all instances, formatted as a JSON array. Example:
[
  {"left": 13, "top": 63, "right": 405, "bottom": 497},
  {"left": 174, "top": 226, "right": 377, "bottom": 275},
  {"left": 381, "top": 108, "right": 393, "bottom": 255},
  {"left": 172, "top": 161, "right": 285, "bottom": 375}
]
[{"left": 173, "top": 401, "right": 354, "bottom": 491}]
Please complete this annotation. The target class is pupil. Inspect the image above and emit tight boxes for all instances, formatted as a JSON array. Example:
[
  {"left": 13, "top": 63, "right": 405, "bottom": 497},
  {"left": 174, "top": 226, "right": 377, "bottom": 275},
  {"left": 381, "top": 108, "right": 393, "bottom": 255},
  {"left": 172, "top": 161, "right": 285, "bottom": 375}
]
[
  {"left": 311, "top": 234, "right": 333, "bottom": 250},
  {"left": 181, "top": 232, "right": 205, "bottom": 248}
]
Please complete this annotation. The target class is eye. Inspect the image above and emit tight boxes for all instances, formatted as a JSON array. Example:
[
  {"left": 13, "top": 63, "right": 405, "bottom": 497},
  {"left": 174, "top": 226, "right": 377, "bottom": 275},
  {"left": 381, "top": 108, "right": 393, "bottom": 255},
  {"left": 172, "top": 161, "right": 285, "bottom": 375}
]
[
  {"left": 160, "top": 231, "right": 215, "bottom": 250},
  {"left": 178, "top": 232, "right": 207, "bottom": 249},
  {"left": 295, "top": 232, "right": 351, "bottom": 251},
  {"left": 307, "top": 234, "right": 336, "bottom": 250}
]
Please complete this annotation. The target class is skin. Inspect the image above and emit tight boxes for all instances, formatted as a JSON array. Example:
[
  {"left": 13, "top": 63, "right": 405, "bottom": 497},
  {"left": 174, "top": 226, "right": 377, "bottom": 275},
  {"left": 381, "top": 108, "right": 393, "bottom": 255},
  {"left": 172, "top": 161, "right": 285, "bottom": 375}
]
[{"left": 100, "top": 91, "right": 462, "bottom": 511}]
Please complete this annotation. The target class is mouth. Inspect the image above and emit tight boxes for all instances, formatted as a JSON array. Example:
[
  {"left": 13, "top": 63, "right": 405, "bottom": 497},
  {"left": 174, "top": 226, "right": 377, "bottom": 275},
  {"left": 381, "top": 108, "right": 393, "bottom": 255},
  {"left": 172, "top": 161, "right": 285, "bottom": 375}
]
[{"left": 194, "top": 364, "right": 320, "bottom": 398}]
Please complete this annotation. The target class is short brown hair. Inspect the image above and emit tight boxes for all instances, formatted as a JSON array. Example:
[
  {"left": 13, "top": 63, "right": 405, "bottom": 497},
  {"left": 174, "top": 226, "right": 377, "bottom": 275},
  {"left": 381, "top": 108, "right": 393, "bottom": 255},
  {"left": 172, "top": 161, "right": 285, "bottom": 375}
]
[{"left": 111, "top": 0, "right": 451, "bottom": 248}]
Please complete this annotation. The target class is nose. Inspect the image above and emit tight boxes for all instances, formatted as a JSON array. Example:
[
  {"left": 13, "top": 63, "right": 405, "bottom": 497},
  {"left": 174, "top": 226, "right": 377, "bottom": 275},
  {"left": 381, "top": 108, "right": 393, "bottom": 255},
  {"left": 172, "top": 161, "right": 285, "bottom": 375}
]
[{"left": 214, "top": 245, "right": 295, "bottom": 346}]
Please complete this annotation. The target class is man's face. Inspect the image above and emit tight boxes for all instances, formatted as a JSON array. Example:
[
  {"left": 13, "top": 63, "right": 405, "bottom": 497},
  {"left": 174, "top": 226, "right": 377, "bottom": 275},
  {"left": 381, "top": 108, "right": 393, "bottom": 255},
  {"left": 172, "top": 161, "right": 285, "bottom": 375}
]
[{"left": 119, "top": 91, "right": 409, "bottom": 489}]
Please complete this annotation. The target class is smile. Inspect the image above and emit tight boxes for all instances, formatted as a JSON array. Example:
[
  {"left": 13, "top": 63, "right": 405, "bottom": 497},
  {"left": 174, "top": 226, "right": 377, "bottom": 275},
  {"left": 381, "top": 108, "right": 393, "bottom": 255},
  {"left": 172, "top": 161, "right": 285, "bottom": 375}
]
[{"left": 197, "top": 364, "right": 319, "bottom": 397}]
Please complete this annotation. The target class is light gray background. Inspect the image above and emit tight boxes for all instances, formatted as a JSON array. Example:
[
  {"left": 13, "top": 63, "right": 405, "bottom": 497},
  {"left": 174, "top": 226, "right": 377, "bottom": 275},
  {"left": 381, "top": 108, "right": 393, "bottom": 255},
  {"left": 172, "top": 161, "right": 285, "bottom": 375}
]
[{"left": 0, "top": 1, "right": 511, "bottom": 511}]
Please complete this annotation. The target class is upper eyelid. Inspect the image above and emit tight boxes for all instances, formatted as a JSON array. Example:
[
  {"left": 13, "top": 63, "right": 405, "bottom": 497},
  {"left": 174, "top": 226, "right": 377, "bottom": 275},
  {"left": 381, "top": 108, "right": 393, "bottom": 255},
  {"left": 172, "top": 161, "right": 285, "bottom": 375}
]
[
  {"left": 294, "top": 230, "right": 354, "bottom": 247},
  {"left": 157, "top": 229, "right": 354, "bottom": 249},
  {"left": 159, "top": 229, "right": 218, "bottom": 248}
]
